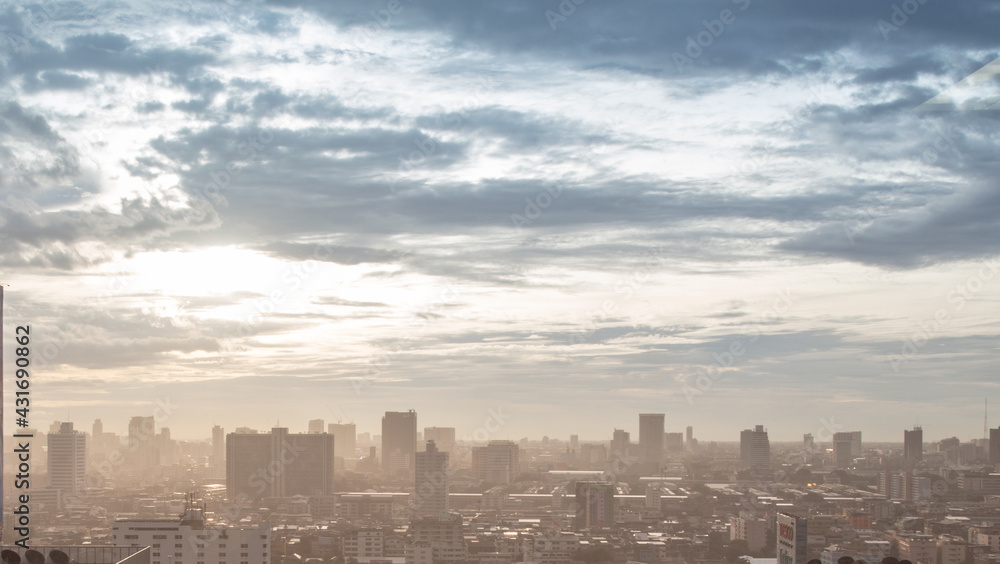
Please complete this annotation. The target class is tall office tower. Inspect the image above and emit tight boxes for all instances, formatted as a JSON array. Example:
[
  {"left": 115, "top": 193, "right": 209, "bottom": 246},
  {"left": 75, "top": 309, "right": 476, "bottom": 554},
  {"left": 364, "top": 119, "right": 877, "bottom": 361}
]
[
  {"left": 833, "top": 433, "right": 854, "bottom": 468},
  {"left": 834, "top": 431, "right": 862, "bottom": 456},
  {"left": 611, "top": 429, "right": 630, "bottom": 458},
  {"left": 471, "top": 440, "right": 520, "bottom": 484},
  {"left": 157, "top": 427, "right": 177, "bottom": 466},
  {"left": 308, "top": 419, "right": 325, "bottom": 434},
  {"left": 128, "top": 415, "right": 158, "bottom": 470},
  {"left": 904, "top": 426, "right": 923, "bottom": 465},
  {"left": 803, "top": 433, "right": 815, "bottom": 452},
  {"left": 414, "top": 440, "right": 449, "bottom": 516},
  {"left": 990, "top": 427, "right": 1000, "bottom": 465},
  {"left": 114, "top": 503, "right": 270, "bottom": 564},
  {"left": 382, "top": 410, "right": 418, "bottom": 476},
  {"left": 212, "top": 425, "right": 225, "bottom": 468},
  {"left": 686, "top": 426, "right": 693, "bottom": 444},
  {"left": 329, "top": 422, "right": 358, "bottom": 463},
  {"left": 48, "top": 422, "right": 86, "bottom": 495},
  {"left": 570, "top": 434, "right": 579, "bottom": 451},
  {"left": 639, "top": 413, "right": 665, "bottom": 469},
  {"left": 424, "top": 427, "right": 456, "bottom": 455},
  {"left": 226, "top": 427, "right": 335, "bottom": 500},
  {"left": 93, "top": 418, "right": 103, "bottom": 436},
  {"left": 574, "top": 481, "right": 615, "bottom": 530},
  {"left": 664, "top": 432, "right": 684, "bottom": 453},
  {"left": 740, "top": 425, "right": 770, "bottom": 470}
]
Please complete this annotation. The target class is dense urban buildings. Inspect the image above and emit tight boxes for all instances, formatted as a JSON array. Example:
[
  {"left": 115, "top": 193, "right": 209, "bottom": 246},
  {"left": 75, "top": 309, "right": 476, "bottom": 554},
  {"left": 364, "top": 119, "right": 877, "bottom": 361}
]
[{"left": 12, "top": 413, "right": 1000, "bottom": 564}]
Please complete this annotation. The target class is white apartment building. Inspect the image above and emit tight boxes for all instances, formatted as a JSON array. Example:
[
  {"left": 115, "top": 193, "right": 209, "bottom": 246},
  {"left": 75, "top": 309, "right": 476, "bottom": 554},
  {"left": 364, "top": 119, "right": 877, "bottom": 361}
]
[{"left": 112, "top": 507, "right": 269, "bottom": 564}]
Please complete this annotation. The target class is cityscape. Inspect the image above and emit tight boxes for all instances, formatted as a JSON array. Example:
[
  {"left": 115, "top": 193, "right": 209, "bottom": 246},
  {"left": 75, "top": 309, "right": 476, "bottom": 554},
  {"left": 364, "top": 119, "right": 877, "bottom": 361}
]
[
  {"left": 2, "top": 412, "right": 1000, "bottom": 564},
  {"left": 1, "top": 1, "right": 999, "bottom": 564}
]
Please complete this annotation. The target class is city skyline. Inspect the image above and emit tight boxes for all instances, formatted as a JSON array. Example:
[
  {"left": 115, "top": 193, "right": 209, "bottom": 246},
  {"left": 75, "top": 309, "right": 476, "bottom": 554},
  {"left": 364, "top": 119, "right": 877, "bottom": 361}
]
[{"left": 18, "top": 413, "right": 1000, "bottom": 445}]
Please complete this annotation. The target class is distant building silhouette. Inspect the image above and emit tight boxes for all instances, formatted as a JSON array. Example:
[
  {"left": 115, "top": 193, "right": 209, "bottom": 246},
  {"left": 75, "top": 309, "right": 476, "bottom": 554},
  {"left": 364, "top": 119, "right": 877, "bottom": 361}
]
[
  {"left": 382, "top": 410, "right": 418, "bottom": 476},
  {"left": 328, "top": 422, "right": 357, "bottom": 464},
  {"left": 741, "top": 425, "right": 771, "bottom": 471},
  {"left": 424, "top": 427, "right": 456, "bottom": 455},
  {"left": 989, "top": 427, "right": 1000, "bottom": 465},
  {"left": 639, "top": 413, "right": 665, "bottom": 471},
  {"left": 574, "top": 481, "right": 615, "bottom": 530},
  {"left": 308, "top": 418, "right": 325, "bottom": 434},
  {"left": 611, "top": 428, "right": 630, "bottom": 459},
  {"left": 904, "top": 426, "right": 923, "bottom": 466},
  {"left": 128, "top": 416, "right": 158, "bottom": 470},
  {"left": 414, "top": 440, "right": 449, "bottom": 516},
  {"left": 48, "top": 422, "right": 86, "bottom": 496},
  {"left": 226, "top": 427, "right": 335, "bottom": 500},
  {"left": 471, "top": 440, "right": 519, "bottom": 484},
  {"left": 212, "top": 425, "right": 225, "bottom": 470}
]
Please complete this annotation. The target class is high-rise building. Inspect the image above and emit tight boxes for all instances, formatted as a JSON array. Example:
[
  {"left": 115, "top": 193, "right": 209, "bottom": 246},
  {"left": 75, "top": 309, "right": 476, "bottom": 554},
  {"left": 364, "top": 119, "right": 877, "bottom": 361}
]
[
  {"left": 664, "top": 432, "right": 684, "bottom": 453},
  {"left": 574, "top": 481, "right": 615, "bottom": 530},
  {"left": 740, "top": 425, "right": 770, "bottom": 470},
  {"left": 803, "top": 433, "right": 815, "bottom": 453},
  {"left": 686, "top": 426, "right": 694, "bottom": 444},
  {"left": 212, "top": 425, "right": 225, "bottom": 468},
  {"left": 471, "top": 440, "right": 519, "bottom": 484},
  {"left": 833, "top": 433, "right": 854, "bottom": 468},
  {"left": 308, "top": 419, "right": 325, "bottom": 434},
  {"left": 383, "top": 410, "right": 418, "bottom": 476},
  {"left": 639, "top": 414, "right": 665, "bottom": 469},
  {"left": 48, "top": 422, "right": 86, "bottom": 496},
  {"left": 570, "top": 434, "right": 579, "bottom": 452},
  {"left": 424, "top": 427, "right": 456, "bottom": 455},
  {"left": 611, "top": 429, "right": 630, "bottom": 459},
  {"left": 414, "top": 440, "right": 449, "bottom": 516},
  {"left": 777, "top": 512, "right": 808, "bottom": 564},
  {"left": 128, "top": 416, "right": 158, "bottom": 470},
  {"left": 114, "top": 503, "right": 270, "bottom": 564},
  {"left": 904, "top": 426, "right": 923, "bottom": 465},
  {"left": 989, "top": 427, "right": 1000, "bottom": 465},
  {"left": 832, "top": 431, "right": 862, "bottom": 457},
  {"left": 329, "top": 422, "right": 357, "bottom": 461},
  {"left": 226, "top": 427, "right": 335, "bottom": 500}
]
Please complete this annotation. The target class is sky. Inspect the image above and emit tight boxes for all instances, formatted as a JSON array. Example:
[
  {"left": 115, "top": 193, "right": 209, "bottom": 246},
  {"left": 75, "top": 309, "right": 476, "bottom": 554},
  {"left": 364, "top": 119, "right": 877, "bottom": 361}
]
[{"left": 0, "top": 0, "right": 999, "bottom": 443}]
